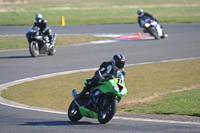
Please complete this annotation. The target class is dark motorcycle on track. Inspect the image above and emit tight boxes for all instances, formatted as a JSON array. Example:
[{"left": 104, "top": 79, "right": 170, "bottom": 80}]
[
  {"left": 142, "top": 19, "right": 165, "bottom": 40},
  {"left": 26, "top": 26, "right": 56, "bottom": 57},
  {"left": 68, "top": 72, "right": 127, "bottom": 124}
]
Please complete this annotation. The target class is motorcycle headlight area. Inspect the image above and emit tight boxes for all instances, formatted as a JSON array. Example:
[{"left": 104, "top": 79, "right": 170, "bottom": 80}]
[
  {"left": 120, "top": 88, "right": 127, "bottom": 96},
  {"left": 113, "top": 85, "right": 119, "bottom": 92},
  {"left": 145, "top": 23, "right": 150, "bottom": 27}
]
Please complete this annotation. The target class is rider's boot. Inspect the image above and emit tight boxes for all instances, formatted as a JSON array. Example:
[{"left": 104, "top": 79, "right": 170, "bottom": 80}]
[
  {"left": 49, "top": 35, "right": 55, "bottom": 48},
  {"left": 75, "top": 86, "right": 89, "bottom": 100},
  {"left": 49, "top": 40, "right": 54, "bottom": 49}
]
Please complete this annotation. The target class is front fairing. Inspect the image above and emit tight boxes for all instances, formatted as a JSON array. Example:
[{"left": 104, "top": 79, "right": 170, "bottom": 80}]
[
  {"left": 26, "top": 26, "right": 41, "bottom": 39},
  {"left": 150, "top": 20, "right": 158, "bottom": 27},
  {"left": 149, "top": 20, "right": 163, "bottom": 36},
  {"left": 93, "top": 78, "right": 127, "bottom": 101},
  {"left": 141, "top": 17, "right": 151, "bottom": 27}
]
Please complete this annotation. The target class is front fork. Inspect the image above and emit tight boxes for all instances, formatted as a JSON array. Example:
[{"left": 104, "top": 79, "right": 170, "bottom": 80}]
[{"left": 99, "top": 95, "right": 113, "bottom": 115}]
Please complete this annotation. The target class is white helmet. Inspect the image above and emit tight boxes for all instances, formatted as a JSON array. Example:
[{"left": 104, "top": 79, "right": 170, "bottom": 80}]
[
  {"left": 137, "top": 9, "right": 144, "bottom": 16},
  {"left": 35, "top": 13, "right": 43, "bottom": 21}
]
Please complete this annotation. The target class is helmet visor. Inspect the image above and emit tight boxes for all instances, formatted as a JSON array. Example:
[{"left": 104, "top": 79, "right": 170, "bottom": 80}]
[{"left": 115, "top": 60, "right": 125, "bottom": 69}]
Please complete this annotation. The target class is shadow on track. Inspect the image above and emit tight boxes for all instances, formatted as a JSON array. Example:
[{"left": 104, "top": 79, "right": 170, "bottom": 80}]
[
  {"left": 0, "top": 55, "right": 32, "bottom": 59},
  {"left": 18, "top": 121, "right": 99, "bottom": 126},
  {"left": 0, "top": 54, "right": 48, "bottom": 59}
]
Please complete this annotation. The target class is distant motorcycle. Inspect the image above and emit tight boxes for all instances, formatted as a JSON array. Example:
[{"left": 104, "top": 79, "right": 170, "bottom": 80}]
[
  {"left": 142, "top": 19, "right": 165, "bottom": 39},
  {"left": 68, "top": 73, "right": 127, "bottom": 124},
  {"left": 26, "top": 26, "right": 56, "bottom": 57}
]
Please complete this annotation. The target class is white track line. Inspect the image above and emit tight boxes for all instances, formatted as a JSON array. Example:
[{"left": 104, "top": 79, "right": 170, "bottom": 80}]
[
  {"left": 0, "top": 57, "right": 200, "bottom": 125},
  {"left": 0, "top": 102, "right": 66, "bottom": 115},
  {"left": 114, "top": 116, "right": 200, "bottom": 125}
]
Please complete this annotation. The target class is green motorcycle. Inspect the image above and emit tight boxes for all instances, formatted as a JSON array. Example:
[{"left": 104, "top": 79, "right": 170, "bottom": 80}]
[{"left": 68, "top": 77, "right": 127, "bottom": 124}]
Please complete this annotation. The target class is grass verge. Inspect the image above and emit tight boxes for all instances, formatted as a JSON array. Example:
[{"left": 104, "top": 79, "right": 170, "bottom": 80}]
[
  {"left": 0, "top": 35, "right": 113, "bottom": 50},
  {"left": 1, "top": 58, "right": 200, "bottom": 116},
  {"left": 125, "top": 89, "right": 200, "bottom": 116},
  {"left": 0, "top": 0, "right": 200, "bottom": 25}
]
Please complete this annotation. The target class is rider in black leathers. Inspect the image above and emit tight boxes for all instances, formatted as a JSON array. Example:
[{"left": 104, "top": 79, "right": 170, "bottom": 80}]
[
  {"left": 137, "top": 9, "right": 159, "bottom": 32},
  {"left": 33, "top": 13, "right": 53, "bottom": 44},
  {"left": 75, "top": 53, "right": 126, "bottom": 100}
]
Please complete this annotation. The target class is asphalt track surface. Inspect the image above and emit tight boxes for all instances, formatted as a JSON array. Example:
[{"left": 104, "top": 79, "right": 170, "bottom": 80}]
[{"left": 0, "top": 24, "right": 200, "bottom": 133}]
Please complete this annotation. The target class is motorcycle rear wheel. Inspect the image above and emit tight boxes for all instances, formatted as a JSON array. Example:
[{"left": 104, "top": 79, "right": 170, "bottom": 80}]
[
  {"left": 48, "top": 48, "right": 56, "bottom": 56},
  {"left": 68, "top": 100, "right": 83, "bottom": 122},
  {"left": 29, "top": 41, "right": 39, "bottom": 57},
  {"left": 98, "top": 98, "right": 118, "bottom": 124}
]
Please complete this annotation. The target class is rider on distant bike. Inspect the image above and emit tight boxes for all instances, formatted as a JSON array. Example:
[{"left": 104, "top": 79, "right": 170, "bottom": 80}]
[
  {"left": 75, "top": 53, "right": 126, "bottom": 100},
  {"left": 33, "top": 13, "right": 54, "bottom": 45},
  {"left": 137, "top": 9, "right": 159, "bottom": 32}
]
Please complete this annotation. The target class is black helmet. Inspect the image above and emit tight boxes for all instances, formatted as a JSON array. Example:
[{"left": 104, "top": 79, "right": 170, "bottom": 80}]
[
  {"left": 137, "top": 9, "right": 144, "bottom": 16},
  {"left": 112, "top": 53, "right": 126, "bottom": 69}
]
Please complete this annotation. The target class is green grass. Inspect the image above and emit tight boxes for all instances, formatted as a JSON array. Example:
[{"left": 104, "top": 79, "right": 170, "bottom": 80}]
[
  {"left": 0, "top": 0, "right": 200, "bottom": 25},
  {"left": 0, "top": 35, "right": 113, "bottom": 50},
  {"left": 126, "top": 89, "right": 200, "bottom": 116},
  {"left": 1, "top": 58, "right": 200, "bottom": 116},
  {"left": 0, "top": 36, "right": 27, "bottom": 50}
]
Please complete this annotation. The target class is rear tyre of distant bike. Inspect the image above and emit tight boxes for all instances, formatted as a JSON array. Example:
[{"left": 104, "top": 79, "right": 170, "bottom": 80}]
[
  {"left": 68, "top": 100, "right": 83, "bottom": 122},
  {"left": 29, "top": 41, "right": 39, "bottom": 57},
  {"left": 48, "top": 47, "right": 56, "bottom": 56},
  {"left": 160, "top": 29, "right": 165, "bottom": 39}
]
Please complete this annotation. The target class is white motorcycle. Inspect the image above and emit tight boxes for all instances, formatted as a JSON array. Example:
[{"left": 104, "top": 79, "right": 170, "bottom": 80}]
[{"left": 142, "top": 19, "right": 165, "bottom": 39}]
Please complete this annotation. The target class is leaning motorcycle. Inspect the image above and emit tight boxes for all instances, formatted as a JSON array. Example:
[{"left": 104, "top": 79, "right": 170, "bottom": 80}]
[
  {"left": 26, "top": 26, "right": 56, "bottom": 57},
  {"left": 68, "top": 75, "right": 127, "bottom": 124},
  {"left": 143, "top": 19, "right": 165, "bottom": 39}
]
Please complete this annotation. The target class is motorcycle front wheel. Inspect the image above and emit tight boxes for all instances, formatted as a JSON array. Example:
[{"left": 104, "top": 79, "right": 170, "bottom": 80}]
[
  {"left": 98, "top": 97, "right": 118, "bottom": 124},
  {"left": 29, "top": 41, "right": 39, "bottom": 57},
  {"left": 149, "top": 27, "right": 159, "bottom": 40},
  {"left": 68, "top": 100, "right": 83, "bottom": 122}
]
